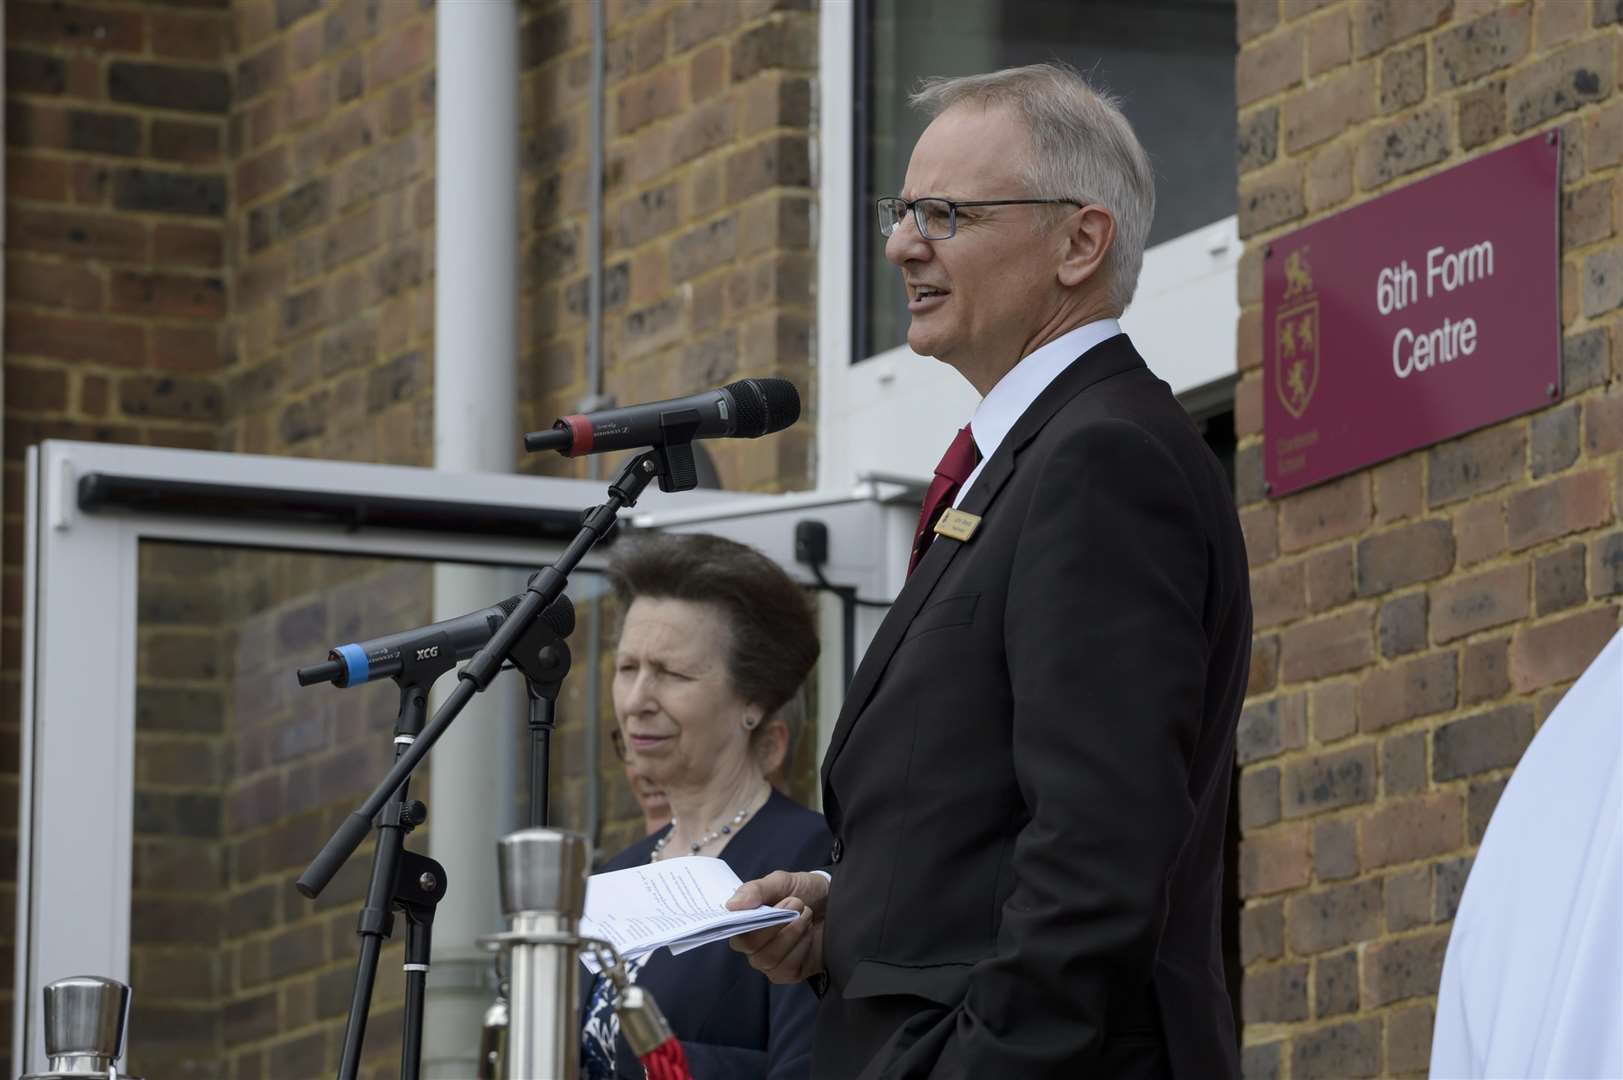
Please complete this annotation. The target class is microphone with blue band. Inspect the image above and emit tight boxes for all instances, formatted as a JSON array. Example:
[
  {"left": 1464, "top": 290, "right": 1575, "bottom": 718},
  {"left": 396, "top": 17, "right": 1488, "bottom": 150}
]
[{"left": 297, "top": 593, "right": 576, "bottom": 688}]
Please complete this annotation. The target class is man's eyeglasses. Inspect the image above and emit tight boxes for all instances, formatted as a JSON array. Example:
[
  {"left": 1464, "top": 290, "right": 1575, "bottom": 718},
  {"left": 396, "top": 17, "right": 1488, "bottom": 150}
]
[{"left": 876, "top": 196, "right": 1083, "bottom": 241}]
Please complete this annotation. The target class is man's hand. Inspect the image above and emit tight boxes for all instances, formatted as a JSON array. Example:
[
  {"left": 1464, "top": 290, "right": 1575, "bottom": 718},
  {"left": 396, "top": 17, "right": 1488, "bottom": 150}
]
[{"left": 727, "top": 870, "right": 829, "bottom": 984}]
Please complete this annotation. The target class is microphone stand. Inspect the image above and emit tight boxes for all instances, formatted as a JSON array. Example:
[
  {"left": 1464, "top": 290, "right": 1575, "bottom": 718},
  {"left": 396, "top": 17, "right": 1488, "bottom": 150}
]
[
  {"left": 335, "top": 651, "right": 454, "bottom": 1080},
  {"left": 297, "top": 443, "right": 694, "bottom": 1080},
  {"left": 526, "top": 642, "right": 571, "bottom": 827}
]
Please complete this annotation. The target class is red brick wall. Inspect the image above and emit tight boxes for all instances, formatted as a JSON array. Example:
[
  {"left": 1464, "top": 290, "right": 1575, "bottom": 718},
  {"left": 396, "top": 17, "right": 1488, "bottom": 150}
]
[
  {"left": 515, "top": 0, "right": 819, "bottom": 861},
  {"left": 4, "top": 0, "right": 823, "bottom": 1073},
  {"left": 3, "top": 0, "right": 438, "bottom": 1071},
  {"left": 4, "top": 1, "right": 231, "bottom": 463},
  {"left": 129, "top": 542, "right": 233, "bottom": 1077},
  {"left": 516, "top": 0, "right": 817, "bottom": 496},
  {"left": 215, "top": 555, "right": 427, "bottom": 1080},
  {"left": 222, "top": 0, "right": 436, "bottom": 463},
  {"left": 5, "top": 4, "right": 233, "bottom": 1074},
  {"left": 1233, "top": 2, "right": 1621, "bottom": 1077},
  {"left": 213, "top": 1, "right": 439, "bottom": 1071}
]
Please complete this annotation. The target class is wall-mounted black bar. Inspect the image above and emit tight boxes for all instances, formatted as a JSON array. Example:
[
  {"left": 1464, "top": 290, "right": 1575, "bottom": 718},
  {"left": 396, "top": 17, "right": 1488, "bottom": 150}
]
[{"left": 76, "top": 473, "right": 601, "bottom": 543}]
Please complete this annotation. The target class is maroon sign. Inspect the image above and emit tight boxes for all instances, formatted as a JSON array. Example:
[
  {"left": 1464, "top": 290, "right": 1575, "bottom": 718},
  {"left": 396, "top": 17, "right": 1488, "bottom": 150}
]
[{"left": 1264, "top": 133, "right": 1560, "bottom": 497}]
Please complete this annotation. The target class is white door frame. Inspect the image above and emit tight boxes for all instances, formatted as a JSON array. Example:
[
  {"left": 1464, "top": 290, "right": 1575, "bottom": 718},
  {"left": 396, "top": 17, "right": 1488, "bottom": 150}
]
[{"left": 14, "top": 439, "right": 906, "bottom": 1072}]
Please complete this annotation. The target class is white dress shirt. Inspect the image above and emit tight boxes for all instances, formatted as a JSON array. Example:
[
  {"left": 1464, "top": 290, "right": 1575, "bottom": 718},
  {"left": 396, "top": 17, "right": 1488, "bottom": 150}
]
[
  {"left": 1431, "top": 628, "right": 1622, "bottom": 1079},
  {"left": 954, "top": 318, "right": 1123, "bottom": 507}
]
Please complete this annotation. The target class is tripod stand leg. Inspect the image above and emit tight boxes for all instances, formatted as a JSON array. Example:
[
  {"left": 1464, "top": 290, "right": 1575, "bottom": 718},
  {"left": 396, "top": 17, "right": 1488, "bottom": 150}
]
[
  {"left": 338, "top": 932, "right": 386, "bottom": 1080},
  {"left": 396, "top": 849, "right": 445, "bottom": 1080},
  {"left": 517, "top": 631, "right": 570, "bottom": 830},
  {"left": 401, "top": 927, "right": 429, "bottom": 1080},
  {"left": 337, "top": 779, "right": 409, "bottom": 1079},
  {"left": 336, "top": 684, "right": 429, "bottom": 1080},
  {"left": 528, "top": 696, "right": 555, "bottom": 828}
]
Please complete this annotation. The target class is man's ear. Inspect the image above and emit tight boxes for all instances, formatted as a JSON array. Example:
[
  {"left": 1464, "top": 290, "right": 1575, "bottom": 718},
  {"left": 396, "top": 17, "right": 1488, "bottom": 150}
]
[{"left": 1057, "top": 204, "right": 1115, "bottom": 290}]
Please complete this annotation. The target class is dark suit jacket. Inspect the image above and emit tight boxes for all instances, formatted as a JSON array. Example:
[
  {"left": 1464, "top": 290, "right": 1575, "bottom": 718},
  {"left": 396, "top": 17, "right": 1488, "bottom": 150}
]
[
  {"left": 815, "top": 335, "right": 1251, "bottom": 1080},
  {"left": 585, "top": 791, "right": 832, "bottom": 1079}
]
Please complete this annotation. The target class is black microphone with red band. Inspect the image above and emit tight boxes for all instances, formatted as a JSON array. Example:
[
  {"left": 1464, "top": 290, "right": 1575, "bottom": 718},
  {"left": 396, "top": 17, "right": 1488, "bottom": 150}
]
[{"left": 524, "top": 378, "right": 801, "bottom": 457}]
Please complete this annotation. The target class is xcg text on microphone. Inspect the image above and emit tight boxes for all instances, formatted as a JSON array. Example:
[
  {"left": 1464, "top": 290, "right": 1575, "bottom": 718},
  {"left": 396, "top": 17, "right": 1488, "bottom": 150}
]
[{"left": 297, "top": 593, "right": 575, "bottom": 689}]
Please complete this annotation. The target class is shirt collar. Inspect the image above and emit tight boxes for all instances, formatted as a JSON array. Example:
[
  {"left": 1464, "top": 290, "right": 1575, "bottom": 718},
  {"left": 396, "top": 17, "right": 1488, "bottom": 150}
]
[{"left": 969, "top": 317, "right": 1123, "bottom": 461}]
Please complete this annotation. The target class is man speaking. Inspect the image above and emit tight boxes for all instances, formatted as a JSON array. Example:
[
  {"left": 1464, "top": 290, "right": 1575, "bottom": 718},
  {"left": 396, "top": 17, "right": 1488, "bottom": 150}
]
[{"left": 729, "top": 63, "right": 1252, "bottom": 1079}]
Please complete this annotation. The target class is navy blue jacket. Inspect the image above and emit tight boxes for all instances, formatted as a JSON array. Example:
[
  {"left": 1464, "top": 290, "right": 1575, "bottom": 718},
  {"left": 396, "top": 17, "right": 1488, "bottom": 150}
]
[{"left": 584, "top": 790, "right": 831, "bottom": 1079}]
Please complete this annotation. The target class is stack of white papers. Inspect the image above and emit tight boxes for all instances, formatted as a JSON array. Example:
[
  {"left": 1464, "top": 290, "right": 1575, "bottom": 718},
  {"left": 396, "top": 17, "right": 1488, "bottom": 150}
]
[{"left": 578, "top": 856, "right": 800, "bottom": 973}]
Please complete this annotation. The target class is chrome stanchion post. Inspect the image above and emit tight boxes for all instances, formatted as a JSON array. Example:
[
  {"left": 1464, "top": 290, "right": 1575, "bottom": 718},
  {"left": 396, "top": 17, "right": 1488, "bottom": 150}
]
[
  {"left": 481, "top": 828, "right": 591, "bottom": 1080},
  {"left": 476, "top": 976, "right": 509, "bottom": 1080},
  {"left": 21, "top": 975, "right": 144, "bottom": 1080}
]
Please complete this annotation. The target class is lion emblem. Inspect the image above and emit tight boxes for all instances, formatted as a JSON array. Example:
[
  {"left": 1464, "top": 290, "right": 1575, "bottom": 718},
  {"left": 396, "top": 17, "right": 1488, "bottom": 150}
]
[
  {"left": 1282, "top": 246, "right": 1313, "bottom": 300},
  {"left": 1274, "top": 303, "right": 1319, "bottom": 418}
]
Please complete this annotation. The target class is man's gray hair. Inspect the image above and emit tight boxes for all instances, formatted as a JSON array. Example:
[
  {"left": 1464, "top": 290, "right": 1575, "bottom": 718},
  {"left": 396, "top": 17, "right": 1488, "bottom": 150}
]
[{"left": 910, "top": 62, "right": 1156, "bottom": 313}]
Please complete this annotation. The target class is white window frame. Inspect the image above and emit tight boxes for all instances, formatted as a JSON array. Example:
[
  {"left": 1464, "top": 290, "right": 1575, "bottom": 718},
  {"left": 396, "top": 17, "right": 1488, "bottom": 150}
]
[
  {"left": 14, "top": 439, "right": 908, "bottom": 1072},
  {"left": 816, "top": 0, "right": 1242, "bottom": 491}
]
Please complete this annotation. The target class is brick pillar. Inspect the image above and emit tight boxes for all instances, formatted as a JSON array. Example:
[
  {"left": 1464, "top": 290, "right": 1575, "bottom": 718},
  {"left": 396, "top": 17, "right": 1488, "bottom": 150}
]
[
  {"left": 128, "top": 543, "right": 233, "bottom": 1078},
  {"left": 4, "top": 1, "right": 827, "bottom": 1071},
  {"left": 219, "top": 557, "right": 429, "bottom": 1079},
  {"left": 517, "top": 0, "right": 816, "bottom": 490},
  {"left": 516, "top": 0, "right": 820, "bottom": 849},
  {"left": 1233, "top": 2, "right": 1621, "bottom": 1077},
  {"left": 4, "top": 2, "right": 231, "bottom": 461},
  {"left": 6, "top": 0, "right": 445, "bottom": 1072},
  {"left": 224, "top": 0, "right": 437, "bottom": 465},
  {"left": 216, "top": 3, "right": 440, "bottom": 1072},
  {"left": 4, "top": 4, "right": 233, "bottom": 1073}
]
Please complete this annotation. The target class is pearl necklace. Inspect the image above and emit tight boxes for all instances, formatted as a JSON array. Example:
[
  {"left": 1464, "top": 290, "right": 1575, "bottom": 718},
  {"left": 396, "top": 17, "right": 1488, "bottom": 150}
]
[{"left": 650, "top": 790, "right": 764, "bottom": 862}]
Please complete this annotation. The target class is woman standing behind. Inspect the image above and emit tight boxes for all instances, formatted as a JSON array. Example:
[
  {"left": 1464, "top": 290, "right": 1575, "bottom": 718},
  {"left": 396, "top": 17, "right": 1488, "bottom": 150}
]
[{"left": 582, "top": 532, "right": 828, "bottom": 1080}]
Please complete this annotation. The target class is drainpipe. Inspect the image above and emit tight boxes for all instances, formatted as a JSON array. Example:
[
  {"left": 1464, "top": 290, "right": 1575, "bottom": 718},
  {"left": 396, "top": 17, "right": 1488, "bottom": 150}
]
[
  {"left": 424, "top": 3, "right": 519, "bottom": 1077},
  {"left": 1, "top": 43, "right": 7, "bottom": 569},
  {"left": 582, "top": 0, "right": 607, "bottom": 855}
]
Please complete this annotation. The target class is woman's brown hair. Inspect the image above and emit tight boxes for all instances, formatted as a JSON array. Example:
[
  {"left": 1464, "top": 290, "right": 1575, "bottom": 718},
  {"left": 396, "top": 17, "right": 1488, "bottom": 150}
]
[{"left": 605, "top": 532, "right": 820, "bottom": 717}]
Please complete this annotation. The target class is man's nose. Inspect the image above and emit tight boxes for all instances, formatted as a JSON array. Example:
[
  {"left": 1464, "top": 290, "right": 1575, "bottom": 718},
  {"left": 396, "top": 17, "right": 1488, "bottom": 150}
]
[{"left": 885, "top": 209, "right": 931, "bottom": 266}]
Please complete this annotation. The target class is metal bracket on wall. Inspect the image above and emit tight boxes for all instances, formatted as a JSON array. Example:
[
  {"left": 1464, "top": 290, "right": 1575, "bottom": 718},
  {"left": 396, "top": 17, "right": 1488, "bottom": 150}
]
[{"left": 49, "top": 457, "right": 74, "bottom": 532}]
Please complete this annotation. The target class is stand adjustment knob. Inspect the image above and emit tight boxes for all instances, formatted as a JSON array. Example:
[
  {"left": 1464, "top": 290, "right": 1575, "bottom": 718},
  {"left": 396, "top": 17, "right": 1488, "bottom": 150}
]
[{"left": 20, "top": 975, "right": 144, "bottom": 1080}]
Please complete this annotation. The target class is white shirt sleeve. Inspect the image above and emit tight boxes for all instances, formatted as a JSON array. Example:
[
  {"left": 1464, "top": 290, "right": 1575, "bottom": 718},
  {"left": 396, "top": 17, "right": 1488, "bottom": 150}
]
[{"left": 1432, "top": 629, "right": 1623, "bottom": 1079}]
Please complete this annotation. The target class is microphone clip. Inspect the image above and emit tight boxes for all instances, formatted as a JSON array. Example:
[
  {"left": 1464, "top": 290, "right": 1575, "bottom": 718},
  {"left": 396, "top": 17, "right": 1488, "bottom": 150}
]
[
  {"left": 507, "top": 591, "right": 573, "bottom": 701},
  {"left": 605, "top": 412, "right": 700, "bottom": 493},
  {"left": 656, "top": 441, "right": 698, "bottom": 493},
  {"left": 603, "top": 440, "right": 697, "bottom": 496}
]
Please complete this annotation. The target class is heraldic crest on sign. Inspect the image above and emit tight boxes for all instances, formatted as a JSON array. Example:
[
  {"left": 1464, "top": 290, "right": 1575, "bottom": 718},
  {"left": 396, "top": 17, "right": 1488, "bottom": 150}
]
[{"left": 1275, "top": 246, "right": 1320, "bottom": 419}]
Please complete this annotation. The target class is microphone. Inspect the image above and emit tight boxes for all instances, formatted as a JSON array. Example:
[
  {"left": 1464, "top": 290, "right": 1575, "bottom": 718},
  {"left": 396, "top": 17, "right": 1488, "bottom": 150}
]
[
  {"left": 524, "top": 378, "right": 800, "bottom": 456},
  {"left": 297, "top": 594, "right": 576, "bottom": 688}
]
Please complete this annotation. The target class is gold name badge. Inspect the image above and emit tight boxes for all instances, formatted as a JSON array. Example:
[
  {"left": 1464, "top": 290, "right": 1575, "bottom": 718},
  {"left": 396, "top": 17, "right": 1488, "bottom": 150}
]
[{"left": 933, "top": 508, "right": 981, "bottom": 543}]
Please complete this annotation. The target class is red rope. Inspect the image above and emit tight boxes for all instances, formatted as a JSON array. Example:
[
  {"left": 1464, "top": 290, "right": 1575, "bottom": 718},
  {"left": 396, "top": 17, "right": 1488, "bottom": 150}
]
[{"left": 637, "top": 1036, "right": 692, "bottom": 1080}]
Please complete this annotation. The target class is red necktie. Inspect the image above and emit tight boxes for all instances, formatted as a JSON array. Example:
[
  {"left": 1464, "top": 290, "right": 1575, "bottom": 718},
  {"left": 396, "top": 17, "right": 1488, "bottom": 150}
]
[{"left": 909, "top": 424, "right": 980, "bottom": 575}]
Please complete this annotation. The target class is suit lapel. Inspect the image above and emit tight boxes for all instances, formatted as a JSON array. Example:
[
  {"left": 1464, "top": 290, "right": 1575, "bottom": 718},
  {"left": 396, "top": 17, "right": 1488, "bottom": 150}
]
[
  {"left": 821, "top": 335, "right": 1149, "bottom": 783},
  {"left": 821, "top": 450, "right": 1016, "bottom": 773}
]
